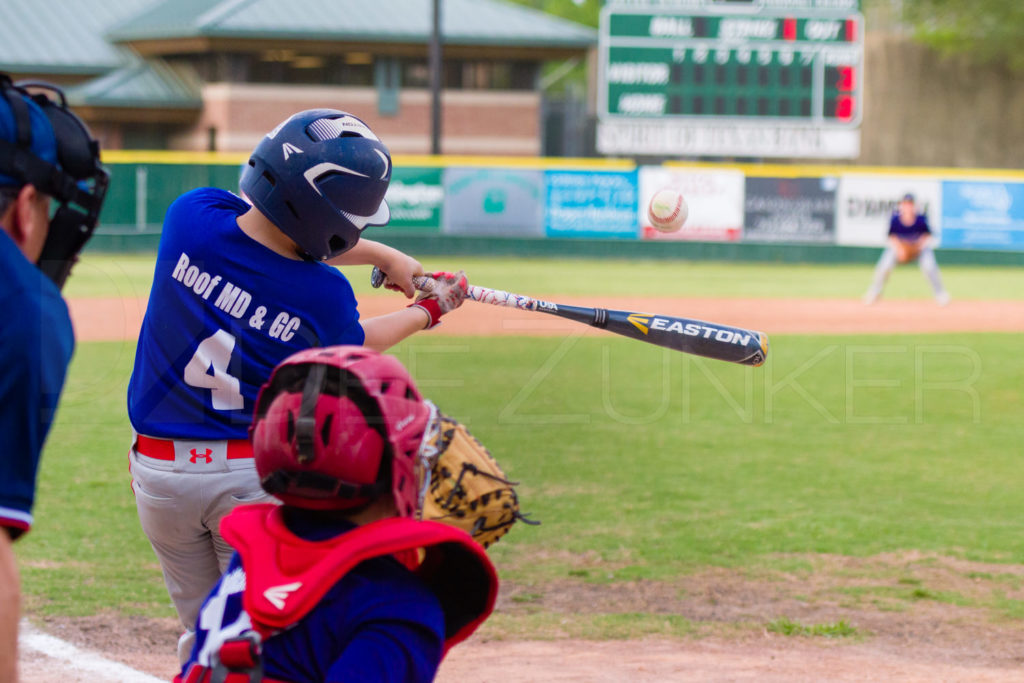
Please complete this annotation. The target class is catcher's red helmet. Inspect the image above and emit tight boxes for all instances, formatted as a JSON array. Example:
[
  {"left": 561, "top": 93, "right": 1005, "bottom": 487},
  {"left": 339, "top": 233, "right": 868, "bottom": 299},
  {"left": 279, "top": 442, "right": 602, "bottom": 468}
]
[{"left": 250, "top": 346, "right": 429, "bottom": 516}]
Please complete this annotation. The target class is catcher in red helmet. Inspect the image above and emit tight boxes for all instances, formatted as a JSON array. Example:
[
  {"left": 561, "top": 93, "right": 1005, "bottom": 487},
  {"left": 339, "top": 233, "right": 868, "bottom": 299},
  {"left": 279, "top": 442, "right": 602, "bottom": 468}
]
[{"left": 176, "top": 346, "right": 503, "bottom": 683}]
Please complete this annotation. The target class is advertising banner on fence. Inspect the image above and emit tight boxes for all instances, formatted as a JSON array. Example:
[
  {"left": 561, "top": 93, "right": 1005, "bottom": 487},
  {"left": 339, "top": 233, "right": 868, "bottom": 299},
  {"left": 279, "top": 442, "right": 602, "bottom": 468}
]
[
  {"left": 743, "top": 176, "right": 838, "bottom": 244},
  {"left": 443, "top": 168, "right": 545, "bottom": 237},
  {"left": 545, "top": 170, "right": 639, "bottom": 239},
  {"left": 836, "top": 176, "right": 942, "bottom": 247},
  {"left": 940, "top": 180, "right": 1024, "bottom": 250},
  {"left": 384, "top": 167, "right": 443, "bottom": 232},
  {"left": 638, "top": 166, "right": 744, "bottom": 241}
]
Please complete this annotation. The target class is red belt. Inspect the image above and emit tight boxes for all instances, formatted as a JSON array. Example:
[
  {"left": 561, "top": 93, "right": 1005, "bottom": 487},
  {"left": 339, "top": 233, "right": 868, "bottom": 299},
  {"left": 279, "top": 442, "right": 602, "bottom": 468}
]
[{"left": 136, "top": 434, "right": 253, "bottom": 460}]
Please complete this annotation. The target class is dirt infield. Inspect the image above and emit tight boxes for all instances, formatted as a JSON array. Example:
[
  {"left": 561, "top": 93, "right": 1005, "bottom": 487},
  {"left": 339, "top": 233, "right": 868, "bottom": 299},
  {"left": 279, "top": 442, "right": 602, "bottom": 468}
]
[
  {"left": 25, "top": 552, "right": 1024, "bottom": 682},
  {"left": 25, "top": 294, "right": 1024, "bottom": 681},
  {"left": 66, "top": 295, "right": 1024, "bottom": 342}
]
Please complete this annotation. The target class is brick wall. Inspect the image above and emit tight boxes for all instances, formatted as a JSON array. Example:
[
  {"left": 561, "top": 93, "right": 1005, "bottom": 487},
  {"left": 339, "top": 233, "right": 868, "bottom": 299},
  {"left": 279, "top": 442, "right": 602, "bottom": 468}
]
[{"left": 170, "top": 83, "right": 540, "bottom": 156}]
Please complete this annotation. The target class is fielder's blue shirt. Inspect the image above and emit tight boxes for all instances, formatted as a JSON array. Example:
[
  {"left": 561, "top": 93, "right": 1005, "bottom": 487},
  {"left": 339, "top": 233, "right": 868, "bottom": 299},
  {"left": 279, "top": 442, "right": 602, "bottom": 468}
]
[
  {"left": 889, "top": 212, "right": 931, "bottom": 241},
  {"left": 0, "top": 228, "right": 74, "bottom": 537},
  {"left": 185, "top": 517, "right": 446, "bottom": 683},
  {"left": 128, "top": 188, "right": 365, "bottom": 440}
]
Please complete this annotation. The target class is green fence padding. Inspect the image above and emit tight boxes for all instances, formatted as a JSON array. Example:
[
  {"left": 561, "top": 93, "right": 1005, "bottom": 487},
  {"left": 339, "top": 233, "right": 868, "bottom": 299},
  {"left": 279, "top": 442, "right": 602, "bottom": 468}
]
[{"left": 86, "top": 230, "right": 1024, "bottom": 266}]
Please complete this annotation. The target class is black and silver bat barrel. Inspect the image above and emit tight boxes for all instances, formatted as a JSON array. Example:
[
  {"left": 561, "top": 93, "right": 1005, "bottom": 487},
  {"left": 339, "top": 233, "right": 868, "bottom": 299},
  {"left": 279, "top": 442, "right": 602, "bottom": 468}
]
[
  {"left": 605, "top": 310, "right": 768, "bottom": 367},
  {"left": 533, "top": 303, "right": 768, "bottom": 367}
]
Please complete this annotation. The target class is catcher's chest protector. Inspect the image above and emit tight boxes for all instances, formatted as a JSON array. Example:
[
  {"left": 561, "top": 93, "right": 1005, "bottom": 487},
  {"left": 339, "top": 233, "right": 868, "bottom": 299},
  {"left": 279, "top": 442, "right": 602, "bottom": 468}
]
[{"left": 220, "top": 504, "right": 498, "bottom": 652}]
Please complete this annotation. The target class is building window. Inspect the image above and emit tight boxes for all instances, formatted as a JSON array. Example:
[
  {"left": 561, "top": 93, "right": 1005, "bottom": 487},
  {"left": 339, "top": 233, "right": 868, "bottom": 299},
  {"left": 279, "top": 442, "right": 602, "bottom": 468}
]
[
  {"left": 439, "top": 59, "right": 539, "bottom": 90},
  {"left": 180, "top": 52, "right": 537, "bottom": 90},
  {"left": 402, "top": 61, "right": 430, "bottom": 88},
  {"left": 376, "top": 58, "right": 400, "bottom": 115}
]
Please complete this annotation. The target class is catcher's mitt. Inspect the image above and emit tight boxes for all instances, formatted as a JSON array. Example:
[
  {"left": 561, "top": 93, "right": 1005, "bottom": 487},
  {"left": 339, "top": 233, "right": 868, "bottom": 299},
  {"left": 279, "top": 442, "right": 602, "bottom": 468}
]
[{"left": 416, "top": 406, "right": 536, "bottom": 548}]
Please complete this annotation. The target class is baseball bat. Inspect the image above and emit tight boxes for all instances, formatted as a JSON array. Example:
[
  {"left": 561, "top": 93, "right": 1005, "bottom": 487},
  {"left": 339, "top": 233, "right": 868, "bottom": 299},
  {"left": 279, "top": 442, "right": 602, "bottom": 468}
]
[{"left": 370, "top": 267, "right": 768, "bottom": 367}]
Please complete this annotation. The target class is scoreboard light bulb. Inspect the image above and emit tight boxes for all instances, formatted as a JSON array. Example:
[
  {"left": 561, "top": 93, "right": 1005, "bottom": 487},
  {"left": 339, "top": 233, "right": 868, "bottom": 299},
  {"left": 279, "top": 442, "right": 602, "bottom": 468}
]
[
  {"left": 845, "top": 18, "right": 859, "bottom": 42},
  {"left": 783, "top": 17, "right": 796, "bottom": 41}
]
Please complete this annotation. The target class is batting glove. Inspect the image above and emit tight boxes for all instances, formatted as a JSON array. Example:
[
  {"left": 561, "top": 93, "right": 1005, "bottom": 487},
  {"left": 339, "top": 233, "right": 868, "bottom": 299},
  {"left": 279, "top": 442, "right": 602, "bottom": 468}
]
[{"left": 408, "top": 270, "right": 469, "bottom": 329}]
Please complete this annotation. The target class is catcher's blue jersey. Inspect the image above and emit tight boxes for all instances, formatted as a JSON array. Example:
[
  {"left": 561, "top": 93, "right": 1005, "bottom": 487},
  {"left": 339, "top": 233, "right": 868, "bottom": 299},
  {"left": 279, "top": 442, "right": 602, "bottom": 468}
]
[
  {"left": 0, "top": 229, "right": 74, "bottom": 537},
  {"left": 128, "top": 188, "right": 365, "bottom": 440},
  {"left": 184, "top": 521, "right": 445, "bottom": 683}
]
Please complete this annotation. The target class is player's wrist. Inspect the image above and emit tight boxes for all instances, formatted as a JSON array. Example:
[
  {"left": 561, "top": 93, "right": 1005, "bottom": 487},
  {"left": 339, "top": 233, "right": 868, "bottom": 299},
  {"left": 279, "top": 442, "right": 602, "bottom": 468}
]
[{"left": 409, "top": 298, "right": 442, "bottom": 329}]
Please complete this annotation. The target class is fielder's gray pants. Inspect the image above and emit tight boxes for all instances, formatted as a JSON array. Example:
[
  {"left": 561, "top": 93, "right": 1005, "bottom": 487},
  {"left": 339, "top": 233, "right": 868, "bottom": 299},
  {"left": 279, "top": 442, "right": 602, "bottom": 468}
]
[{"left": 867, "top": 244, "right": 947, "bottom": 299}]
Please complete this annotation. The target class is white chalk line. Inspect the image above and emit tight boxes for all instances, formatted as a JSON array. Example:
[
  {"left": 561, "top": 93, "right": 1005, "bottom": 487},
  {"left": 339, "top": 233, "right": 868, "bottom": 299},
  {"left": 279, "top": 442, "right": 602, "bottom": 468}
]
[{"left": 20, "top": 619, "right": 166, "bottom": 683}]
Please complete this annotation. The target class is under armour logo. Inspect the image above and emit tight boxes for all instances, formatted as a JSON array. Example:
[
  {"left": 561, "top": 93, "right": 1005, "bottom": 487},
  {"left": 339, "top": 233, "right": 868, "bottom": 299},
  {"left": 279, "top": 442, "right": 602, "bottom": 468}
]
[
  {"left": 189, "top": 448, "right": 213, "bottom": 464},
  {"left": 264, "top": 582, "right": 302, "bottom": 610},
  {"left": 282, "top": 142, "right": 304, "bottom": 160}
]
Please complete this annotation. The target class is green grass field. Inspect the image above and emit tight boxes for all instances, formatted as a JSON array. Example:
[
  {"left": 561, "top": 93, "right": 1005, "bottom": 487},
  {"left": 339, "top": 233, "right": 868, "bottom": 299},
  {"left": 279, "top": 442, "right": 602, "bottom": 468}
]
[
  {"left": 18, "top": 330, "right": 1024, "bottom": 625},
  {"left": 66, "top": 252, "right": 1024, "bottom": 300},
  {"left": 16, "top": 255, "right": 1024, "bottom": 639}
]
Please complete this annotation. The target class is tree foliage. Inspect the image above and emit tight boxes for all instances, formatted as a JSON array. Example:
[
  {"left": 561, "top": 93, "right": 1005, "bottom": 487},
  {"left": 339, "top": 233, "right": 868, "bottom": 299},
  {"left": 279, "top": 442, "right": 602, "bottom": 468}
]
[
  {"left": 900, "top": 0, "right": 1024, "bottom": 70},
  {"left": 503, "top": 0, "right": 600, "bottom": 93},
  {"left": 509, "top": 0, "right": 1024, "bottom": 71},
  {"left": 504, "top": 0, "right": 600, "bottom": 29}
]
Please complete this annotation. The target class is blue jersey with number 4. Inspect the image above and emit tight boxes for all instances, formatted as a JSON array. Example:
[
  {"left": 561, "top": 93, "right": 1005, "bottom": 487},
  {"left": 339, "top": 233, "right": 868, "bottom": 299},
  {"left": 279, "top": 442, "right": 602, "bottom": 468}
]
[{"left": 128, "top": 188, "right": 365, "bottom": 440}]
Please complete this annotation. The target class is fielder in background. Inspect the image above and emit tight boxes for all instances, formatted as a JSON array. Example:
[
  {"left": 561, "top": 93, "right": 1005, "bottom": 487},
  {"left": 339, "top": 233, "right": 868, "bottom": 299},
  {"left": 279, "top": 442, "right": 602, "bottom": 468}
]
[
  {"left": 0, "top": 73, "right": 108, "bottom": 680},
  {"left": 863, "top": 193, "right": 951, "bottom": 306},
  {"left": 177, "top": 346, "right": 497, "bottom": 683},
  {"left": 126, "top": 109, "right": 469, "bottom": 664}
]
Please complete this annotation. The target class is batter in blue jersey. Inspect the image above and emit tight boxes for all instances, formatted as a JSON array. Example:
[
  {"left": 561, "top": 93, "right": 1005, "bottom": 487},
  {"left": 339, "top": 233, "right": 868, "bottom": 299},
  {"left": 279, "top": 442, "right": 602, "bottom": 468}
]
[
  {"left": 128, "top": 187, "right": 369, "bottom": 440},
  {"left": 177, "top": 347, "right": 496, "bottom": 683},
  {"left": 126, "top": 110, "right": 470, "bottom": 664}
]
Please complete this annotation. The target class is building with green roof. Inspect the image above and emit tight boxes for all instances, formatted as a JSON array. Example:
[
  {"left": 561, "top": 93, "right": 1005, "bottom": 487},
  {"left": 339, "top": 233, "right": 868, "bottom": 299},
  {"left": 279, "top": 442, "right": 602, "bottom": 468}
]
[{"left": 0, "top": 0, "right": 595, "bottom": 154}]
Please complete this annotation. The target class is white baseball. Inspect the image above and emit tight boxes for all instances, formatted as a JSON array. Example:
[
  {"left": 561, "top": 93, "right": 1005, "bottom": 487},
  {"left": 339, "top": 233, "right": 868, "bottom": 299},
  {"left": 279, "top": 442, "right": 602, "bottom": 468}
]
[{"left": 647, "top": 188, "right": 688, "bottom": 233}]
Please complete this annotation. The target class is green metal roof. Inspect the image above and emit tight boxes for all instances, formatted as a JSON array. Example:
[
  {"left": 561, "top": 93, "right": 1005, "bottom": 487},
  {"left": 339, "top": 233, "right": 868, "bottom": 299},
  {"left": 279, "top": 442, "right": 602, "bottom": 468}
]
[
  {"left": 0, "top": 0, "right": 162, "bottom": 74},
  {"left": 66, "top": 60, "right": 201, "bottom": 108},
  {"left": 108, "top": 0, "right": 596, "bottom": 48}
]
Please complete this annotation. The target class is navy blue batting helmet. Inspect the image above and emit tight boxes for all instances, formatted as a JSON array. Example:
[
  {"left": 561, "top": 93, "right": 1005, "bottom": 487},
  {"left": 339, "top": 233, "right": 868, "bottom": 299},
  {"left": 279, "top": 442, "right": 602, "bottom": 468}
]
[{"left": 239, "top": 109, "right": 391, "bottom": 261}]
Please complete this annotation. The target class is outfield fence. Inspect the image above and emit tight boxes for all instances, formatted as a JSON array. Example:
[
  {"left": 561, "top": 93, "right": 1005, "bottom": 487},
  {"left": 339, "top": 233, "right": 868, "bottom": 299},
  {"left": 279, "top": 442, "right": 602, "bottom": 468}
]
[{"left": 89, "top": 152, "right": 1024, "bottom": 265}]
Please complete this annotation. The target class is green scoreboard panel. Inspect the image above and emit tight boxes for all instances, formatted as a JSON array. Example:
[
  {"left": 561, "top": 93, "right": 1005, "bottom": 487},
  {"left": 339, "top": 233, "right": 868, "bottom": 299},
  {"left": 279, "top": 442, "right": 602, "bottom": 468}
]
[{"left": 597, "top": 0, "right": 864, "bottom": 159}]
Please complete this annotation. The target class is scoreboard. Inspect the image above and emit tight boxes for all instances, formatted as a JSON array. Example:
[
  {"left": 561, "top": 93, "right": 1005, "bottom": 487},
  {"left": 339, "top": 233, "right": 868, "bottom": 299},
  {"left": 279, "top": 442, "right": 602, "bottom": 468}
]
[{"left": 597, "top": 0, "right": 864, "bottom": 159}]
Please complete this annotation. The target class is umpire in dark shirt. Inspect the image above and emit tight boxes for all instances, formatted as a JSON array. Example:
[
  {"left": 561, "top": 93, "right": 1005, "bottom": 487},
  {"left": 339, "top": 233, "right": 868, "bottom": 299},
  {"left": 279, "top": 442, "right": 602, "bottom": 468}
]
[{"left": 0, "top": 73, "right": 107, "bottom": 679}]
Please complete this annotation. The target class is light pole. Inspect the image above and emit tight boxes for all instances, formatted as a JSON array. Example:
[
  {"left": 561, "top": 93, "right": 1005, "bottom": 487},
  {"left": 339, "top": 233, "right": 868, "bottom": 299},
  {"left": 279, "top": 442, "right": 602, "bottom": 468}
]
[{"left": 429, "top": 0, "right": 442, "bottom": 154}]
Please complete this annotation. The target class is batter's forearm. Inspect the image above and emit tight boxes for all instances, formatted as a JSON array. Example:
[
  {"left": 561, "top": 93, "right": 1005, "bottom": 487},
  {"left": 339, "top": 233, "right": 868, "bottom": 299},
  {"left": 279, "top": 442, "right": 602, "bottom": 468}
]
[
  {"left": 327, "top": 240, "right": 400, "bottom": 267},
  {"left": 329, "top": 240, "right": 423, "bottom": 298},
  {"left": 361, "top": 308, "right": 431, "bottom": 351}
]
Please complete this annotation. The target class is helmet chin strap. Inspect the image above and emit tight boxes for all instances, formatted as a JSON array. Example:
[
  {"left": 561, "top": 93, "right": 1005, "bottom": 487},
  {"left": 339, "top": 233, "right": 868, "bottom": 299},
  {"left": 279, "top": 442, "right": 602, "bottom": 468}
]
[{"left": 295, "top": 362, "right": 327, "bottom": 464}]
